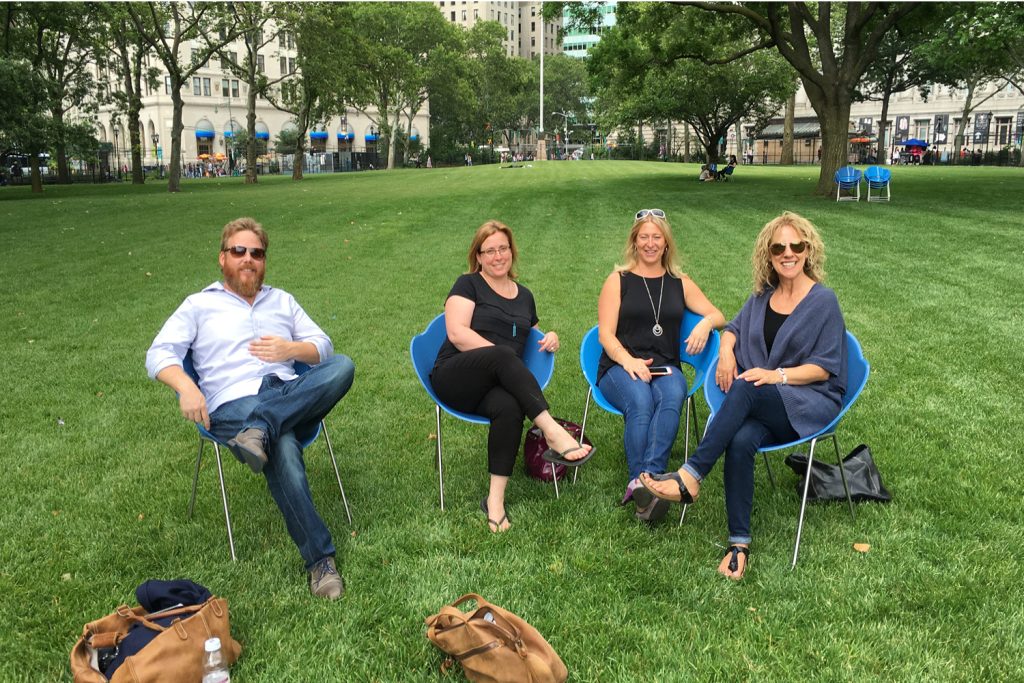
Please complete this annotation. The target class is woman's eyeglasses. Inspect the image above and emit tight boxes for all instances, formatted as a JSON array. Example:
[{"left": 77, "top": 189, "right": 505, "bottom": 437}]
[
  {"left": 479, "top": 245, "right": 511, "bottom": 257},
  {"left": 222, "top": 246, "right": 267, "bottom": 260},
  {"left": 769, "top": 241, "right": 807, "bottom": 256},
  {"left": 635, "top": 209, "right": 666, "bottom": 220}
]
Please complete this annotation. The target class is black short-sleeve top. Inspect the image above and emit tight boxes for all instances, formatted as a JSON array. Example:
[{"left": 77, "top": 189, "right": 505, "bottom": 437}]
[
  {"left": 433, "top": 272, "right": 539, "bottom": 370},
  {"left": 597, "top": 271, "right": 685, "bottom": 381}
]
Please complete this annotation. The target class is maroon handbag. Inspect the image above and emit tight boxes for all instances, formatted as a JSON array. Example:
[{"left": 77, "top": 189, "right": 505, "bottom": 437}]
[{"left": 523, "top": 419, "right": 591, "bottom": 482}]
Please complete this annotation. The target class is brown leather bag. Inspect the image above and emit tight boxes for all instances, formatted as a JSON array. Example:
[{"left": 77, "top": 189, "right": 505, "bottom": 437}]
[
  {"left": 425, "top": 593, "right": 567, "bottom": 683},
  {"left": 70, "top": 597, "right": 240, "bottom": 683}
]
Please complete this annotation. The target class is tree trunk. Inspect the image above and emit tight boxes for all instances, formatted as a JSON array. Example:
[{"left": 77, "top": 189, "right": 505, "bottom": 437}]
[
  {"left": 128, "top": 103, "right": 145, "bottom": 184},
  {"left": 637, "top": 121, "right": 644, "bottom": 160},
  {"left": 28, "top": 154, "right": 43, "bottom": 193},
  {"left": 168, "top": 93, "right": 184, "bottom": 193},
  {"left": 815, "top": 104, "right": 852, "bottom": 195},
  {"left": 292, "top": 99, "right": 310, "bottom": 181},
  {"left": 954, "top": 82, "right": 975, "bottom": 150},
  {"left": 781, "top": 92, "right": 795, "bottom": 165},
  {"left": 55, "top": 139, "right": 70, "bottom": 184},
  {"left": 683, "top": 124, "right": 690, "bottom": 163},
  {"left": 245, "top": 84, "right": 258, "bottom": 184},
  {"left": 877, "top": 87, "right": 892, "bottom": 165}
]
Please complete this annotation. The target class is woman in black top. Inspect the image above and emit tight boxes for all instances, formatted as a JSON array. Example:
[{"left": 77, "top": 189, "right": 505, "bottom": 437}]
[
  {"left": 597, "top": 209, "right": 724, "bottom": 522},
  {"left": 432, "top": 220, "right": 592, "bottom": 532}
]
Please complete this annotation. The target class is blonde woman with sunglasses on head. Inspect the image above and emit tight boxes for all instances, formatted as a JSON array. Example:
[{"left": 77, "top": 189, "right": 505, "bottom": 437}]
[
  {"left": 597, "top": 209, "right": 725, "bottom": 524},
  {"left": 642, "top": 211, "right": 847, "bottom": 580}
]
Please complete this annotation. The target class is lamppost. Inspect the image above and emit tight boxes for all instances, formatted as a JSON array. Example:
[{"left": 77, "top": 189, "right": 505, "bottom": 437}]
[
  {"left": 152, "top": 133, "right": 161, "bottom": 178},
  {"left": 553, "top": 111, "right": 570, "bottom": 159},
  {"left": 112, "top": 126, "right": 121, "bottom": 180}
]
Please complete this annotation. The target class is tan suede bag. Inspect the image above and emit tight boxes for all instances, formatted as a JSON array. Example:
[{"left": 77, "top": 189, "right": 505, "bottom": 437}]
[
  {"left": 70, "top": 597, "right": 240, "bottom": 683},
  {"left": 425, "top": 593, "right": 567, "bottom": 683}
]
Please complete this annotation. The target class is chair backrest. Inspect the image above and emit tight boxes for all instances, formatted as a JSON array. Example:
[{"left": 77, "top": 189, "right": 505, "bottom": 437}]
[
  {"left": 864, "top": 165, "right": 891, "bottom": 185},
  {"left": 835, "top": 166, "right": 861, "bottom": 185},
  {"left": 410, "top": 313, "right": 555, "bottom": 417},
  {"left": 703, "top": 331, "right": 869, "bottom": 441},
  {"left": 578, "top": 309, "right": 722, "bottom": 414},
  {"left": 708, "top": 162, "right": 718, "bottom": 173}
]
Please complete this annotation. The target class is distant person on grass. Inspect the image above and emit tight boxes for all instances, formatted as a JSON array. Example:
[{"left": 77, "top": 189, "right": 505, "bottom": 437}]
[
  {"left": 641, "top": 212, "right": 847, "bottom": 581},
  {"left": 146, "top": 217, "right": 354, "bottom": 600},
  {"left": 596, "top": 209, "right": 725, "bottom": 523},
  {"left": 430, "top": 220, "right": 594, "bottom": 533}
]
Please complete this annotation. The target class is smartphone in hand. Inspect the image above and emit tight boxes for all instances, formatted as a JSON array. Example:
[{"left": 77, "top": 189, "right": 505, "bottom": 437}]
[{"left": 649, "top": 366, "right": 673, "bottom": 376}]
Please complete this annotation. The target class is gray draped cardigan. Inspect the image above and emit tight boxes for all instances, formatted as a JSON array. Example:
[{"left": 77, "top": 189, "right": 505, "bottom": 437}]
[{"left": 725, "top": 283, "right": 847, "bottom": 438}]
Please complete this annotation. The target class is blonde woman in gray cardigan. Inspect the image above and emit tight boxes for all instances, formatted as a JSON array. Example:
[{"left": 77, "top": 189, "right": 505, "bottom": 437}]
[{"left": 642, "top": 211, "right": 848, "bottom": 580}]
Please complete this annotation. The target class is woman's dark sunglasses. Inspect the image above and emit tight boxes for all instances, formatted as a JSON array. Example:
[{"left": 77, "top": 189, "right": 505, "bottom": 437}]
[
  {"left": 635, "top": 208, "right": 666, "bottom": 220},
  {"left": 222, "top": 246, "right": 266, "bottom": 260},
  {"left": 769, "top": 241, "right": 807, "bottom": 256}
]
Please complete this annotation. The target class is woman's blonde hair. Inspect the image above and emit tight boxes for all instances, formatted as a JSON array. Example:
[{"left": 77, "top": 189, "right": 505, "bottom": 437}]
[
  {"left": 615, "top": 213, "right": 683, "bottom": 278},
  {"left": 466, "top": 220, "right": 519, "bottom": 280},
  {"left": 751, "top": 211, "right": 826, "bottom": 294}
]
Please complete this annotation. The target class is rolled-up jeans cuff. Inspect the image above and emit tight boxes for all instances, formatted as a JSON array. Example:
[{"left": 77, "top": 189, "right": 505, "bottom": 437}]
[
  {"left": 681, "top": 463, "right": 703, "bottom": 484},
  {"left": 728, "top": 535, "right": 752, "bottom": 545}
]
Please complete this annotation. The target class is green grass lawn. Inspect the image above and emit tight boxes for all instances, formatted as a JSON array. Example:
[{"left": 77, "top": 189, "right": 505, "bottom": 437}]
[{"left": 2, "top": 161, "right": 1022, "bottom": 681}]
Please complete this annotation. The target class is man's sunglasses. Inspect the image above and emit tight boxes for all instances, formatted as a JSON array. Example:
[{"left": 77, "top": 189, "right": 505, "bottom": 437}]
[
  {"left": 769, "top": 241, "right": 807, "bottom": 256},
  {"left": 635, "top": 208, "right": 666, "bottom": 220},
  {"left": 222, "top": 246, "right": 266, "bottom": 260}
]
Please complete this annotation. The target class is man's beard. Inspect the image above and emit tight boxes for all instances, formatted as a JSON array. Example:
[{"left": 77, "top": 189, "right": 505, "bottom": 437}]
[{"left": 225, "top": 270, "right": 263, "bottom": 298}]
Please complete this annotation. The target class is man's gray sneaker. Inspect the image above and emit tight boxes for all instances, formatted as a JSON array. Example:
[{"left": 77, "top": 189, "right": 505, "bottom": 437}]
[
  {"left": 227, "top": 427, "right": 267, "bottom": 473},
  {"left": 309, "top": 557, "right": 344, "bottom": 600}
]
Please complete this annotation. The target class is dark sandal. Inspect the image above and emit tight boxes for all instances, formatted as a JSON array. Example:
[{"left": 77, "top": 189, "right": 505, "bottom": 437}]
[
  {"left": 644, "top": 471, "right": 696, "bottom": 504},
  {"left": 541, "top": 443, "right": 596, "bottom": 467},
  {"left": 722, "top": 545, "right": 749, "bottom": 580},
  {"left": 480, "top": 498, "right": 510, "bottom": 531}
]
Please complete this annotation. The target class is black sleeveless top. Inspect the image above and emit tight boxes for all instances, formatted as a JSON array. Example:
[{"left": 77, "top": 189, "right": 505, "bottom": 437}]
[
  {"left": 598, "top": 271, "right": 685, "bottom": 381},
  {"left": 433, "top": 272, "right": 539, "bottom": 372},
  {"left": 763, "top": 304, "right": 789, "bottom": 356}
]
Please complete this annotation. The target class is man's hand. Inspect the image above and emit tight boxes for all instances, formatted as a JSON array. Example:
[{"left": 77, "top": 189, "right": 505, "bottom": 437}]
[
  {"left": 249, "top": 335, "right": 295, "bottom": 363},
  {"left": 178, "top": 385, "right": 210, "bottom": 429}
]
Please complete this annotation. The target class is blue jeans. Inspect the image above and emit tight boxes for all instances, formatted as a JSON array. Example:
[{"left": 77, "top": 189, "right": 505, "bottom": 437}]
[
  {"left": 680, "top": 379, "right": 797, "bottom": 545},
  {"left": 209, "top": 355, "right": 355, "bottom": 570},
  {"left": 599, "top": 365, "right": 687, "bottom": 480}
]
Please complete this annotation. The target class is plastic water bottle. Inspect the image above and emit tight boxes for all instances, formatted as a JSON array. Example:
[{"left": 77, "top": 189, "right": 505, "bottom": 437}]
[{"left": 201, "top": 637, "right": 230, "bottom": 683}]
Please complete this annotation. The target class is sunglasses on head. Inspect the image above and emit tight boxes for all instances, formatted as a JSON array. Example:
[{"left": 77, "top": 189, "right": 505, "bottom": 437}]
[
  {"left": 222, "top": 245, "right": 266, "bottom": 260},
  {"left": 635, "top": 208, "right": 666, "bottom": 220},
  {"left": 769, "top": 241, "right": 807, "bottom": 256}
]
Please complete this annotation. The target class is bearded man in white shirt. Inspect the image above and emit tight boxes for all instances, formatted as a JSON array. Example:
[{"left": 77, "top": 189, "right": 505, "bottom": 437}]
[{"left": 146, "top": 217, "right": 354, "bottom": 600}]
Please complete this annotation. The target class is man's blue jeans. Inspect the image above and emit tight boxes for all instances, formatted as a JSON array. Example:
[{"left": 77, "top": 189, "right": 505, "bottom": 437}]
[
  {"left": 680, "top": 379, "right": 796, "bottom": 545},
  {"left": 209, "top": 355, "right": 355, "bottom": 570},
  {"left": 599, "top": 365, "right": 687, "bottom": 480}
]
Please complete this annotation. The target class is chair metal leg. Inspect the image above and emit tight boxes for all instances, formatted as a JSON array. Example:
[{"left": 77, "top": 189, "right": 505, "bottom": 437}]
[
  {"left": 679, "top": 397, "right": 699, "bottom": 526},
  {"left": 683, "top": 398, "right": 693, "bottom": 457},
  {"left": 435, "top": 404, "right": 445, "bottom": 511},
  {"left": 832, "top": 434, "right": 856, "bottom": 521},
  {"left": 212, "top": 443, "right": 237, "bottom": 562},
  {"left": 320, "top": 421, "right": 352, "bottom": 525},
  {"left": 763, "top": 453, "right": 777, "bottom": 489},
  {"left": 791, "top": 438, "right": 818, "bottom": 569},
  {"left": 551, "top": 462, "right": 560, "bottom": 498},
  {"left": 572, "top": 391, "right": 595, "bottom": 488},
  {"left": 188, "top": 438, "right": 205, "bottom": 519}
]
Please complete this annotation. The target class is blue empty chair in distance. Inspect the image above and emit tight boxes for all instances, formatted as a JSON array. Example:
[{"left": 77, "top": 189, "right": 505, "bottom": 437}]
[
  {"left": 181, "top": 351, "right": 352, "bottom": 562},
  {"left": 578, "top": 309, "right": 721, "bottom": 468},
  {"left": 834, "top": 166, "right": 862, "bottom": 202},
  {"left": 864, "top": 165, "right": 892, "bottom": 202},
  {"left": 409, "top": 313, "right": 556, "bottom": 508},
  {"left": 702, "top": 331, "right": 870, "bottom": 568}
]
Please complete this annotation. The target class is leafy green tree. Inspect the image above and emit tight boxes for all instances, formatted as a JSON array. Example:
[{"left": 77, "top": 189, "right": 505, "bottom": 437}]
[
  {"left": 126, "top": 2, "right": 243, "bottom": 192},
  {"left": 658, "top": 2, "right": 923, "bottom": 195},
  {"left": 0, "top": 55, "right": 50, "bottom": 192}
]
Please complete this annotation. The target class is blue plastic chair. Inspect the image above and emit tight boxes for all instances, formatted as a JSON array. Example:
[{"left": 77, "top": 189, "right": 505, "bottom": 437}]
[
  {"left": 579, "top": 309, "right": 721, "bottom": 462},
  {"left": 864, "top": 166, "right": 891, "bottom": 202},
  {"left": 182, "top": 351, "right": 352, "bottom": 561},
  {"left": 718, "top": 165, "right": 735, "bottom": 182},
  {"left": 409, "top": 313, "right": 555, "bottom": 509},
  {"left": 702, "top": 331, "right": 870, "bottom": 568},
  {"left": 834, "top": 166, "right": 862, "bottom": 202}
]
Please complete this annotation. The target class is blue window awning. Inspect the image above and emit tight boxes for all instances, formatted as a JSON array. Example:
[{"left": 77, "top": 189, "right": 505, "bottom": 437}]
[
  {"left": 195, "top": 118, "right": 215, "bottom": 139},
  {"left": 310, "top": 131, "right": 328, "bottom": 140}
]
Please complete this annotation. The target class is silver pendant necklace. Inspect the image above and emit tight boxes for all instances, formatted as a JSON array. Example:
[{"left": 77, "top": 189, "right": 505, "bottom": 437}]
[{"left": 640, "top": 273, "right": 665, "bottom": 337}]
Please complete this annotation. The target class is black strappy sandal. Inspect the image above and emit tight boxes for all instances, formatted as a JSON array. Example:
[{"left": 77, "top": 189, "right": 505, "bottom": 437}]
[
  {"left": 644, "top": 471, "right": 696, "bottom": 504},
  {"left": 480, "top": 497, "right": 511, "bottom": 532},
  {"left": 722, "top": 545, "right": 749, "bottom": 581}
]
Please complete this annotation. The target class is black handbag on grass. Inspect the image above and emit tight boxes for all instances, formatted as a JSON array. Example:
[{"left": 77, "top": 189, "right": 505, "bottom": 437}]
[{"left": 784, "top": 443, "right": 891, "bottom": 503}]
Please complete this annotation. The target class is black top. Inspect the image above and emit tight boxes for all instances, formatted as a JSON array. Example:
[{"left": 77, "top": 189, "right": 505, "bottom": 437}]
[
  {"left": 433, "top": 272, "right": 539, "bottom": 371},
  {"left": 763, "top": 303, "right": 789, "bottom": 356},
  {"left": 598, "top": 271, "right": 685, "bottom": 381}
]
